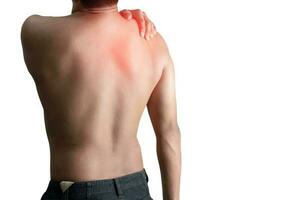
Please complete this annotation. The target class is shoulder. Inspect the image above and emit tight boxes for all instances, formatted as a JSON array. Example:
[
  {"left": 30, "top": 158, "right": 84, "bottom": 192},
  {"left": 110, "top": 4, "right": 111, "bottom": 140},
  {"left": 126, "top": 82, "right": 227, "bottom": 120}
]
[
  {"left": 122, "top": 15, "right": 170, "bottom": 60},
  {"left": 149, "top": 33, "right": 169, "bottom": 55},
  {"left": 21, "top": 14, "right": 59, "bottom": 31},
  {"left": 20, "top": 15, "right": 60, "bottom": 71},
  {"left": 21, "top": 14, "right": 64, "bottom": 43},
  {"left": 21, "top": 14, "right": 43, "bottom": 38},
  {"left": 21, "top": 14, "right": 42, "bottom": 27},
  {"left": 21, "top": 14, "right": 67, "bottom": 53},
  {"left": 21, "top": 14, "right": 47, "bottom": 48},
  {"left": 147, "top": 32, "right": 173, "bottom": 68}
]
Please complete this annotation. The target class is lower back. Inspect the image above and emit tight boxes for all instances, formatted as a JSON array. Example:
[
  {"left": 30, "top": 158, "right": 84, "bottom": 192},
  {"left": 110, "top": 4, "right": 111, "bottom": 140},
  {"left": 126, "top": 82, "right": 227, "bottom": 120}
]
[{"left": 50, "top": 136, "right": 144, "bottom": 181}]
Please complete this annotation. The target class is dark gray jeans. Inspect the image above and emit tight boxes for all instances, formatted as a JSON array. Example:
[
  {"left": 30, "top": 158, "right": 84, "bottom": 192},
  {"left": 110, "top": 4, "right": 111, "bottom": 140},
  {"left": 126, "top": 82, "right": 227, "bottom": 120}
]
[{"left": 41, "top": 168, "right": 153, "bottom": 200}]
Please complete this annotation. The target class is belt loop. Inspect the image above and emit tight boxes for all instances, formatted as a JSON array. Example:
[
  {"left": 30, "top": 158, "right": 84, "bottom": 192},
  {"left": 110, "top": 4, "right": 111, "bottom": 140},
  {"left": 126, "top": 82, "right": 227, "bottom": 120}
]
[
  {"left": 143, "top": 169, "right": 149, "bottom": 183},
  {"left": 113, "top": 178, "right": 124, "bottom": 199},
  {"left": 62, "top": 189, "right": 69, "bottom": 200},
  {"left": 87, "top": 182, "right": 92, "bottom": 199}
]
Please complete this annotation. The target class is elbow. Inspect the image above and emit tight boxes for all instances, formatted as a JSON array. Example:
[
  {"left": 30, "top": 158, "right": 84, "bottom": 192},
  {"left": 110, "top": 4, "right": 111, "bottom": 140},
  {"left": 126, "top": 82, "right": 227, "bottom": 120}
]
[
  {"left": 155, "top": 123, "right": 181, "bottom": 141},
  {"left": 156, "top": 123, "right": 181, "bottom": 155}
]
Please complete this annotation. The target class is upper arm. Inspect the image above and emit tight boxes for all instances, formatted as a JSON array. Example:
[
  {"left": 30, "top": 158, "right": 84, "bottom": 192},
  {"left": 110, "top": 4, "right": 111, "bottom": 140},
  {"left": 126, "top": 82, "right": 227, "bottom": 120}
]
[
  {"left": 146, "top": 34, "right": 179, "bottom": 136},
  {"left": 21, "top": 14, "right": 45, "bottom": 76},
  {"left": 21, "top": 14, "right": 40, "bottom": 46},
  {"left": 21, "top": 15, "right": 40, "bottom": 65}
]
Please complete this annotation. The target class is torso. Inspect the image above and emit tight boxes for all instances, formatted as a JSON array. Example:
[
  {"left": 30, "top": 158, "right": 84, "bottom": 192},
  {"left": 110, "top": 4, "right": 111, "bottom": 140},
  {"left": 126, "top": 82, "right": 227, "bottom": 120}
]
[{"left": 22, "top": 12, "right": 164, "bottom": 181}]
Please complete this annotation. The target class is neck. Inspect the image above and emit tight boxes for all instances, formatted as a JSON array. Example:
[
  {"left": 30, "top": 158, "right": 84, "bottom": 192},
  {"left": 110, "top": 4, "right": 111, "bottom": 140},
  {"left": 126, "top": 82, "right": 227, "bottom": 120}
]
[{"left": 71, "top": 3, "right": 118, "bottom": 14}]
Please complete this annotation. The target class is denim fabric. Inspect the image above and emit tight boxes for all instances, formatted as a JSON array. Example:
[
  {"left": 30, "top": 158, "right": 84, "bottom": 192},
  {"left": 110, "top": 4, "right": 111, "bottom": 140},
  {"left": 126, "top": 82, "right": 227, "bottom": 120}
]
[{"left": 41, "top": 168, "right": 153, "bottom": 200}]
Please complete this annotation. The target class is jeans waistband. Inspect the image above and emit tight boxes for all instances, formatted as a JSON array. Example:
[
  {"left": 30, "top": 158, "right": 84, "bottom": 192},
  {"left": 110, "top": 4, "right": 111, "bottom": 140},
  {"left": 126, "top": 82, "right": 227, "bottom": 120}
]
[{"left": 46, "top": 168, "right": 149, "bottom": 196}]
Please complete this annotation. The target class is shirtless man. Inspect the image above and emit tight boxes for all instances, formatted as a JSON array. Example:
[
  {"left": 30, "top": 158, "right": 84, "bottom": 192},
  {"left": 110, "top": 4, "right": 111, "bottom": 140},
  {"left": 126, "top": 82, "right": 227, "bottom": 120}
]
[{"left": 21, "top": 0, "right": 181, "bottom": 199}]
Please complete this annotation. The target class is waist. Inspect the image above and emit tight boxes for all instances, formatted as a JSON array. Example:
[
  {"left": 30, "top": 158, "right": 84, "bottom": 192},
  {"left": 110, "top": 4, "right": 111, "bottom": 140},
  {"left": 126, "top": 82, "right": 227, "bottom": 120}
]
[
  {"left": 43, "top": 168, "right": 149, "bottom": 199},
  {"left": 49, "top": 142, "right": 144, "bottom": 181}
]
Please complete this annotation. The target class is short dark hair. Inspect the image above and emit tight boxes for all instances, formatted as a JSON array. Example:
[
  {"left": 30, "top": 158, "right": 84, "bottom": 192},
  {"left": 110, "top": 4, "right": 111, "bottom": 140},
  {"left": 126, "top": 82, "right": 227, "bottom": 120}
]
[{"left": 80, "top": 0, "right": 118, "bottom": 8}]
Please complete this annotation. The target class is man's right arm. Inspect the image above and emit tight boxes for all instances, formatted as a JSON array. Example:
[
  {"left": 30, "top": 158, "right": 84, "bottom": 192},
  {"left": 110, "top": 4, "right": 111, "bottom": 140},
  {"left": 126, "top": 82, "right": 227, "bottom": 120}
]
[{"left": 147, "top": 35, "right": 181, "bottom": 200}]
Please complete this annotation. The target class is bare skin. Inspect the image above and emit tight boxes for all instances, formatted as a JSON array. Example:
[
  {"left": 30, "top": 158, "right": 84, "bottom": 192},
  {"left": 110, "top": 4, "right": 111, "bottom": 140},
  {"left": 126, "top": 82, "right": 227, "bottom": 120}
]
[{"left": 21, "top": 3, "right": 181, "bottom": 200}]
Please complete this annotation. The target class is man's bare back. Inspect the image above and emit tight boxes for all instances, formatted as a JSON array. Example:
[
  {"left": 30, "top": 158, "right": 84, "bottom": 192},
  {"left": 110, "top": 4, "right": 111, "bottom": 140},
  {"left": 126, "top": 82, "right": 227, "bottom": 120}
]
[
  {"left": 21, "top": 5, "right": 180, "bottom": 199},
  {"left": 22, "top": 11, "right": 165, "bottom": 180}
]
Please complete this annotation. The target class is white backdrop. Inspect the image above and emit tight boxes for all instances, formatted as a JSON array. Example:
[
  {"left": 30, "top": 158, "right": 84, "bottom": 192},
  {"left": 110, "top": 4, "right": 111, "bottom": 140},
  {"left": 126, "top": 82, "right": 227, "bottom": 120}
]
[{"left": 0, "top": 0, "right": 299, "bottom": 199}]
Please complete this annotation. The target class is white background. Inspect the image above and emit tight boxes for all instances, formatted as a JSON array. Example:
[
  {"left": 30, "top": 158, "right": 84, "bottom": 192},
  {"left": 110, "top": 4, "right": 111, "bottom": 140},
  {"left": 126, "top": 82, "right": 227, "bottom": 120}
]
[{"left": 0, "top": 0, "right": 299, "bottom": 199}]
